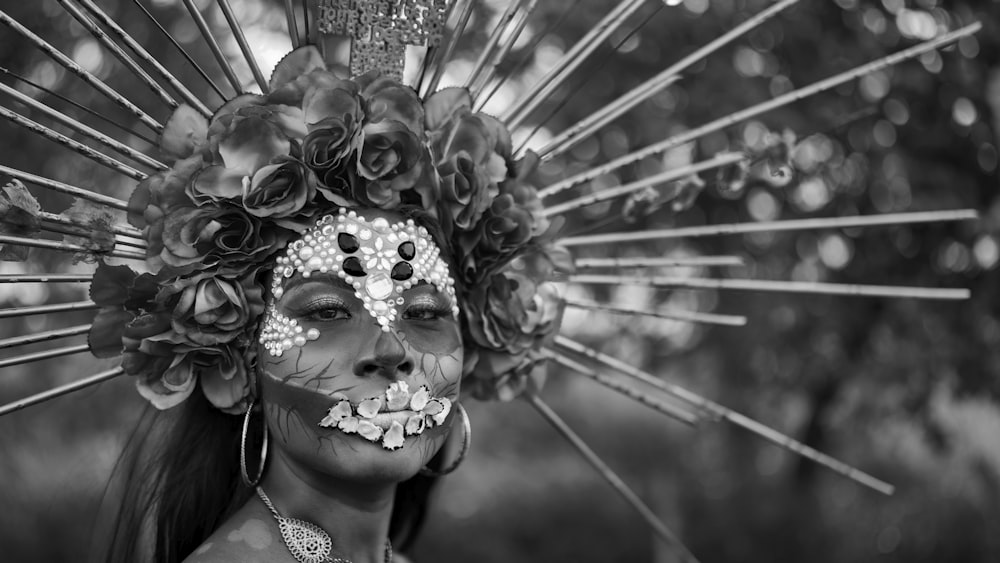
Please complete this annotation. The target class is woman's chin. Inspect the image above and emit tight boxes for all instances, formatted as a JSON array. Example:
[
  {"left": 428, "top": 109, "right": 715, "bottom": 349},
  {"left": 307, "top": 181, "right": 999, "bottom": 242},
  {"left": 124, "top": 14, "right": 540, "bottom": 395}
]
[{"left": 317, "top": 430, "right": 439, "bottom": 484}]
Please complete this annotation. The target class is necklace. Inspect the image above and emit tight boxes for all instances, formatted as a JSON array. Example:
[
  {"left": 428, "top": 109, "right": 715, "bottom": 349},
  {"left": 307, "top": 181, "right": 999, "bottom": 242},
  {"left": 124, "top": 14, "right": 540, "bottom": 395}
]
[{"left": 256, "top": 486, "right": 392, "bottom": 563}]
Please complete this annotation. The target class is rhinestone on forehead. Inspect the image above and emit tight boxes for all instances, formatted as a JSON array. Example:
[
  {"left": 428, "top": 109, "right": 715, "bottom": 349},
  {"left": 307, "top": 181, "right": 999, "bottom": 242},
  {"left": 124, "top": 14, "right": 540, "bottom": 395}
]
[{"left": 261, "top": 209, "right": 459, "bottom": 355}]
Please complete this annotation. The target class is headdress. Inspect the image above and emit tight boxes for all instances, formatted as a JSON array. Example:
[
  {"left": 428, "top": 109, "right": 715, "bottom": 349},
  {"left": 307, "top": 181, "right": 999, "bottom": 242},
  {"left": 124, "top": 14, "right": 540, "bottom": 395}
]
[{"left": 0, "top": 1, "right": 983, "bottom": 559}]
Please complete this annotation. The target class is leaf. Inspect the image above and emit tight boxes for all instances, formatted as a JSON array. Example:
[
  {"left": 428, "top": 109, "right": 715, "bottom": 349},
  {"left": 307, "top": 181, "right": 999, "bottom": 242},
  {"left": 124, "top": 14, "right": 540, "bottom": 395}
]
[
  {"left": 269, "top": 45, "right": 326, "bottom": 92},
  {"left": 88, "top": 307, "right": 133, "bottom": 358},
  {"left": 159, "top": 104, "right": 208, "bottom": 162},
  {"left": 0, "top": 179, "right": 41, "bottom": 261}
]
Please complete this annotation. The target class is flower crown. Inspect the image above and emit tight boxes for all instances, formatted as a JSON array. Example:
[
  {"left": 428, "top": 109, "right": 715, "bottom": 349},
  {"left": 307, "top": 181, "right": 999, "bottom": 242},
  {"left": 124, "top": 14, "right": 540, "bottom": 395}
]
[{"left": 88, "top": 46, "right": 566, "bottom": 414}]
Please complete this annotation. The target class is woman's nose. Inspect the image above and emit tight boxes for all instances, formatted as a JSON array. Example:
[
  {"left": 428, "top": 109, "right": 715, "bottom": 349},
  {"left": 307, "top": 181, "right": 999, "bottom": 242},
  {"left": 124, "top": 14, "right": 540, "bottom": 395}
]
[{"left": 352, "top": 329, "right": 415, "bottom": 378}]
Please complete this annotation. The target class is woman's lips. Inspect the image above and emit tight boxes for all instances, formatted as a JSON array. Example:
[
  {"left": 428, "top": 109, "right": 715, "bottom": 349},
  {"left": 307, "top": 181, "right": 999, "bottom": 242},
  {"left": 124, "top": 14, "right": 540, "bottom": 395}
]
[{"left": 318, "top": 381, "right": 452, "bottom": 450}]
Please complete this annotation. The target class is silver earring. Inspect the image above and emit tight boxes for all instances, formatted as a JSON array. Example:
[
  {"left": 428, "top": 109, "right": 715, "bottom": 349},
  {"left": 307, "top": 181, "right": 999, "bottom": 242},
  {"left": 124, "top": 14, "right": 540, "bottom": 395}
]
[
  {"left": 240, "top": 399, "right": 269, "bottom": 487},
  {"left": 419, "top": 403, "right": 470, "bottom": 477}
]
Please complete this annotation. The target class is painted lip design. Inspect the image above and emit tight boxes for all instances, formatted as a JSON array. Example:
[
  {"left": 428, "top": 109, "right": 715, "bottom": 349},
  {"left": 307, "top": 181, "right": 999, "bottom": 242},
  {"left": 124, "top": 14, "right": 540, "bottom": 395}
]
[{"left": 318, "top": 381, "right": 452, "bottom": 450}]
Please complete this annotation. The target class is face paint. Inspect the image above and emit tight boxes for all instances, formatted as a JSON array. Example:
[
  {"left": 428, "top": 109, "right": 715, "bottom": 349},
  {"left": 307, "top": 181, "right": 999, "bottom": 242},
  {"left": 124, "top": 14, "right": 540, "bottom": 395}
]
[
  {"left": 260, "top": 208, "right": 459, "bottom": 357},
  {"left": 259, "top": 209, "right": 463, "bottom": 455}
]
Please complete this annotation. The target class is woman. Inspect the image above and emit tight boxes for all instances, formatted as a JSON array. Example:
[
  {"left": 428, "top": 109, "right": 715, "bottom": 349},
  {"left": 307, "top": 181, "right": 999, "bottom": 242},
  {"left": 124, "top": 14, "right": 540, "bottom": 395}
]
[{"left": 99, "top": 40, "right": 559, "bottom": 562}]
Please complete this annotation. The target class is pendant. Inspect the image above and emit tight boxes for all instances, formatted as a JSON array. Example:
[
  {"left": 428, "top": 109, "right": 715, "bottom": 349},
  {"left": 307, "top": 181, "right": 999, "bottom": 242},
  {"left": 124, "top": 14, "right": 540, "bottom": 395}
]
[{"left": 276, "top": 516, "right": 334, "bottom": 563}]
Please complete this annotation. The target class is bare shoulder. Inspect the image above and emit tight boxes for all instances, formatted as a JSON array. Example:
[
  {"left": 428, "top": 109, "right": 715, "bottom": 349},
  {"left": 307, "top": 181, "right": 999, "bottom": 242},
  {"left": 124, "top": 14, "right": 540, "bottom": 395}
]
[{"left": 183, "top": 499, "right": 291, "bottom": 563}]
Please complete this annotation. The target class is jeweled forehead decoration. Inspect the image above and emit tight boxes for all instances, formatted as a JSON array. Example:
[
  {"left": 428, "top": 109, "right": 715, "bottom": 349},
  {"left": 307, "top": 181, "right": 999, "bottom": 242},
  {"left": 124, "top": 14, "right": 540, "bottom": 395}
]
[{"left": 262, "top": 209, "right": 458, "bottom": 354}]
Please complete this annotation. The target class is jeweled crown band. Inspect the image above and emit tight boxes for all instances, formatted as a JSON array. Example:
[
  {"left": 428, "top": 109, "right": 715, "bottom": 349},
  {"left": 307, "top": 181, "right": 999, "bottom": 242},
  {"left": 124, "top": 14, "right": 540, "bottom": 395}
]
[{"left": 267, "top": 208, "right": 458, "bottom": 345}]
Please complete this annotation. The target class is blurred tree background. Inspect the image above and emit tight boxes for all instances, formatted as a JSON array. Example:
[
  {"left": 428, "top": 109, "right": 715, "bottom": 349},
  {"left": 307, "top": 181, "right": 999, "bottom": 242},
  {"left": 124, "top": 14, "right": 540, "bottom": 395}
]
[{"left": 0, "top": 0, "right": 997, "bottom": 562}]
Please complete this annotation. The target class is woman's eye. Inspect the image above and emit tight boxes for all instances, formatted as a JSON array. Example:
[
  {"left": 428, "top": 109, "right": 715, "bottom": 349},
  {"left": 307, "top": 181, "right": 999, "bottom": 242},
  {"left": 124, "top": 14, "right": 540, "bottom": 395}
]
[
  {"left": 307, "top": 307, "right": 350, "bottom": 321},
  {"left": 402, "top": 303, "right": 451, "bottom": 321}
]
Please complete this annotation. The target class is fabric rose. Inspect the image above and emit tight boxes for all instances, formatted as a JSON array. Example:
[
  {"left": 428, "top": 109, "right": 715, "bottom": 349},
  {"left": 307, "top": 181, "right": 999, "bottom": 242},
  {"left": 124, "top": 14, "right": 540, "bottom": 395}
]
[
  {"left": 356, "top": 71, "right": 425, "bottom": 136},
  {"left": 458, "top": 193, "right": 536, "bottom": 283},
  {"left": 436, "top": 153, "right": 493, "bottom": 236},
  {"left": 356, "top": 120, "right": 425, "bottom": 206},
  {"left": 242, "top": 155, "right": 319, "bottom": 229},
  {"left": 190, "top": 111, "right": 294, "bottom": 204},
  {"left": 158, "top": 271, "right": 265, "bottom": 346},
  {"left": 462, "top": 274, "right": 563, "bottom": 401},
  {"left": 134, "top": 340, "right": 250, "bottom": 413},
  {"left": 158, "top": 205, "right": 290, "bottom": 272}
]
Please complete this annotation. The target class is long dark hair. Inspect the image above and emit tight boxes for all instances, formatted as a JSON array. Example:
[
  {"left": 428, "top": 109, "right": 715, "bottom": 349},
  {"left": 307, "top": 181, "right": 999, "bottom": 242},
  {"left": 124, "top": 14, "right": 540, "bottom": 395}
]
[{"left": 104, "top": 389, "right": 442, "bottom": 562}]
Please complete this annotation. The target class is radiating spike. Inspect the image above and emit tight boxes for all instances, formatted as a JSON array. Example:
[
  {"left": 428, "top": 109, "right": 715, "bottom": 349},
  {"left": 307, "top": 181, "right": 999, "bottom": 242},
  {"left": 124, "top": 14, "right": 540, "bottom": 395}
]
[
  {"left": 0, "top": 165, "right": 129, "bottom": 211},
  {"left": 0, "top": 106, "right": 147, "bottom": 180},
  {"left": 423, "top": 0, "right": 474, "bottom": 96},
  {"left": 0, "top": 344, "right": 90, "bottom": 369},
  {"left": 0, "top": 234, "right": 146, "bottom": 261},
  {"left": 542, "top": 152, "right": 744, "bottom": 217},
  {"left": 525, "top": 390, "right": 701, "bottom": 561},
  {"left": 555, "top": 336, "right": 895, "bottom": 495},
  {"left": 570, "top": 274, "right": 970, "bottom": 300},
  {"left": 181, "top": 0, "right": 243, "bottom": 94},
  {"left": 0, "top": 81, "right": 167, "bottom": 171},
  {"left": 35, "top": 221, "right": 147, "bottom": 251},
  {"left": 469, "top": 0, "right": 538, "bottom": 103},
  {"left": 38, "top": 211, "right": 144, "bottom": 240},
  {"left": 0, "top": 324, "right": 91, "bottom": 351},
  {"left": 57, "top": 0, "right": 179, "bottom": 111},
  {"left": 535, "top": 0, "right": 802, "bottom": 160},
  {"left": 216, "top": 0, "right": 269, "bottom": 93},
  {"left": 301, "top": 0, "right": 311, "bottom": 43},
  {"left": 75, "top": 0, "right": 213, "bottom": 116},
  {"left": 462, "top": 0, "right": 527, "bottom": 90},
  {"left": 284, "top": 0, "right": 301, "bottom": 49},
  {"left": 545, "top": 349, "right": 699, "bottom": 425},
  {"left": 0, "top": 367, "right": 124, "bottom": 417},
  {"left": 0, "top": 65, "right": 159, "bottom": 146},
  {"left": 560, "top": 209, "right": 981, "bottom": 246},
  {"left": 132, "top": 0, "right": 228, "bottom": 100},
  {"left": 36, "top": 222, "right": 148, "bottom": 251},
  {"left": 542, "top": 22, "right": 982, "bottom": 196},
  {"left": 0, "top": 301, "right": 98, "bottom": 319},
  {"left": 502, "top": 0, "right": 647, "bottom": 128},
  {"left": 575, "top": 256, "right": 745, "bottom": 269},
  {"left": 0, "top": 10, "right": 164, "bottom": 133},
  {"left": 0, "top": 274, "right": 92, "bottom": 283},
  {"left": 563, "top": 298, "right": 748, "bottom": 327},
  {"left": 474, "top": 0, "right": 581, "bottom": 112}
]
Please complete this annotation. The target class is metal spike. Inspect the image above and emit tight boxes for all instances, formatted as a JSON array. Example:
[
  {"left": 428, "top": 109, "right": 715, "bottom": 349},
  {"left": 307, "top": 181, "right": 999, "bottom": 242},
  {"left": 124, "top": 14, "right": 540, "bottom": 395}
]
[
  {"left": 300, "top": 0, "right": 311, "bottom": 43},
  {"left": 545, "top": 350, "right": 699, "bottom": 425},
  {"left": 56, "top": 0, "right": 179, "bottom": 111},
  {"left": 469, "top": 0, "right": 538, "bottom": 102},
  {"left": 560, "top": 209, "right": 980, "bottom": 246},
  {"left": 0, "top": 275, "right": 92, "bottom": 283},
  {"left": 182, "top": 0, "right": 244, "bottom": 94},
  {"left": 535, "top": 0, "right": 802, "bottom": 160},
  {"left": 38, "top": 211, "right": 144, "bottom": 240},
  {"left": 542, "top": 22, "right": 983, "bottom": 196},
  {"left": 0, "top": 301, "right": 98, "bottom": 319},
  {"left": 542, "top": 152, "right": 743, "bottom": 217},
  {"left": 0, "top": 106, "right": 147, "bottom": 180},
  {"left": 563, "top": 298, "right": 747, "bottom": 327},
  {"left": 0, "top": 165, "right": 129, "bottom": 211},
  {"left": 462, "top": 0, "right": 527, "bottom": 90},
  {"left": 0, "top": 343, "right": 91, "bottom": 368},
  {"left": 570, "top": 274, "right": 971, "bottom": 300},
  {"left": 35, "top": 222, "right": 147, "bottom": 251},
  {"left": 0, "top": 324, "right": 91, "bottom": 351},
  {"left": 216, "top": 0, "right": 269, "bottom": 93},
  {"left": 0, "top": 65, "right": 159, "bottom": 146},
  {"left": 554, "top": 336, "right": 895, "bottom": 495},
  {"left": 0, "top": 10, "right": 163, "bottom": 133},
  {"left": 284, "top": 0, "right": 301, "bottom": 49},
  {"left": 0, "top": 367, "right": 124, "bottom": 417},
  {"left": 75, "top": 0, "right": 213, "bottom": 116},
  {"left": 525, "top": 390, "right": 702, "bottom": 562},
  {"left": 0, "top": 234, "right": 146, "bottom": 260},
  {"left": 575, "top": 256, "right": 745, "bottom": 269},
  {"left": 132, "top": 0, "right": 228, "bottom": 100},
  {"left": 502, "top": 0, "right": 647, "bottom": 127},
  {"left": 423, "top": 0, "right": 474, "bottom": 96},
  {"left": 0, "top": 81, "right": 167, "bottom": 171}
]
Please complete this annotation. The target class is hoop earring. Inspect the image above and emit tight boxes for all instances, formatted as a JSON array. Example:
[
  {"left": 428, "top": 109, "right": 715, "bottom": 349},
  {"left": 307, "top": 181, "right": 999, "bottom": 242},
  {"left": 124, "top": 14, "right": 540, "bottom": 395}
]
[
  {"left": 240, "top": 399, "right": 269, "bottom": 487},
  {"left": 419, "top": 403, "right": 470, "bottom": 477}
]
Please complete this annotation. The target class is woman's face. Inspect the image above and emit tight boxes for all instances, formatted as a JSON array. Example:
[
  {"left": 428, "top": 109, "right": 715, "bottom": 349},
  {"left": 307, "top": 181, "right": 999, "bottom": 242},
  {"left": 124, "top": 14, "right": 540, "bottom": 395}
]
[{"left": 258, "top": 208, "right": 463, "bottom": 484}]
